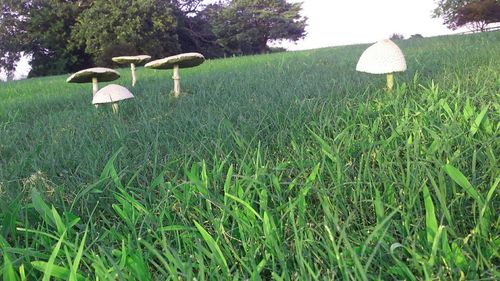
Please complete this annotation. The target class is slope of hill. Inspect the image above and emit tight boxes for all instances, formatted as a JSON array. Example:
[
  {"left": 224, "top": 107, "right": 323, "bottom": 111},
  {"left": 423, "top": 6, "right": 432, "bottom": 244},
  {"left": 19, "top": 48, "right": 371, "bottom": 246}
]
[{"left": 0, "top": 31, "right": 499, "bottom": 280}]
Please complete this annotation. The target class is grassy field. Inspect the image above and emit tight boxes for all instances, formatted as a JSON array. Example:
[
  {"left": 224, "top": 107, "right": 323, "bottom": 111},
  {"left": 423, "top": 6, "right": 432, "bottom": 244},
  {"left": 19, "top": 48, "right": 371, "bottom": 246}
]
[{"left": 0, "top": 31, "right": 499, "bottom": 280}]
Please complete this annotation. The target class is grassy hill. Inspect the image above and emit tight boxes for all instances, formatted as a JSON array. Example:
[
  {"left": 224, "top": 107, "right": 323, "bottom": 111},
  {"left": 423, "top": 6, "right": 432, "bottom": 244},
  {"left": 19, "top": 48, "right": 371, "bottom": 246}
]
[{"left": 0, "top": 31, "right": 499, "bottom": 280}]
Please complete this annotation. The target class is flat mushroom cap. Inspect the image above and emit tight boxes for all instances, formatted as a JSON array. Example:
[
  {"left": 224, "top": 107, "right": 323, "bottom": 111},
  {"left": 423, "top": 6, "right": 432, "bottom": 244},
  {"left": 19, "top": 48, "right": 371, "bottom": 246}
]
[
  {"left": 356, "top": 39, "right": 407, "bottom": 74},
  {"left": 92, "top": 84, "right": 134, "bottom": 105},
  {"left": 67, "top": 67, "right": 120, "bottom": 83},
  {"left": 112, "top": 55, "right": 151, "bottom": 65},
  {"left": 145, "top": 52, "right": 205, "bottom": 70}
]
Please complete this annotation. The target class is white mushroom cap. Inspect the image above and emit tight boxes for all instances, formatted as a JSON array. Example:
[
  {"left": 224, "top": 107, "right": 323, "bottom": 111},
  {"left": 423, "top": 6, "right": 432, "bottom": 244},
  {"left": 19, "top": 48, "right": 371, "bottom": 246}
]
[
  {"left": 356, "top": 39, "right": 407, "bottom": 74},
  {"left": 145, "top": 52, "right": 205, "bottom": 69},
  {"left": 66, "top": 67, "right": 120, "bottom": 83},
  {"left": 92, "top": 84, "right": 134, "bottom": 105},
  {"left": 112, "top": 55, "right": 151, "bottom": 65}
]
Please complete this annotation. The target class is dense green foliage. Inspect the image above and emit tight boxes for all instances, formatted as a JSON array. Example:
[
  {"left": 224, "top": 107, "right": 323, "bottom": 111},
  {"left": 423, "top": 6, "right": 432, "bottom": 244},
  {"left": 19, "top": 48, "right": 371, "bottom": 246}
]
[
  {"left": 0, "top": 32, "right": 499, "bottom": 280},
  {"left": 210, "top": 0, "right": 307, "bottom": 54},
  {"left": 0, "top": 0, "right": 306, "bottom": 78},
  {"left": 72, "top": 0, "right": 180, "bottom": 66},
  {"left": 454, "top": 0, "right": 500, "bottom": 31},
  {"left": 433, "top": 0, "right": 500, "bottom": 30}
]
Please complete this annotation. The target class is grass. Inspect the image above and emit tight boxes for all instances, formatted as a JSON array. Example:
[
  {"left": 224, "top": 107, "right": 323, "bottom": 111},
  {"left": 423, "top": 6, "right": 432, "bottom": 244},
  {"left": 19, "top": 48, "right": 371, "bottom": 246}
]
[{"left": 0, "top": 31, "right": 499, "bottom": 280}]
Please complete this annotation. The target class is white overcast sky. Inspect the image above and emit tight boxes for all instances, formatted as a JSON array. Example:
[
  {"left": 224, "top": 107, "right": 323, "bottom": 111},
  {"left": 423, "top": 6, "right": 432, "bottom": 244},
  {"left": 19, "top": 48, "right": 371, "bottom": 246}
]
[
  {"left": 4, "top": 0, "right": 464, "bottom": 80},
  {"left": 280, "top": 0, "right": 465, "bottom": 50}
]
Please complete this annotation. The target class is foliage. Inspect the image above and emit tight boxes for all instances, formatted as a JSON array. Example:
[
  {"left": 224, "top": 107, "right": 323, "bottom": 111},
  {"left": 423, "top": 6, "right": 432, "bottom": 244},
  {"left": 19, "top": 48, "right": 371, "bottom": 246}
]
[
  {"left": 390, "top": 33, "right": 405, "bottom": 40},
  {"left": 409, "top": 33, "right": 424, "bottom": 39},
  {"left": 433, "top": 0, "right": 471, "bottom": 27},
  {"left": 0, "top": 0, "right": 92, "bottom": 78},
  {"left": 0, "top": 31, "right": 499, "bottom": 280},
  {"left": 210, "top": 0, "right": 307, "bottom": 55},
  {"left": 175, "top": 4, "right": 226, "bottom": 59},
  {"left": 26, "top": 0, "right": 93, "bottom": 77},
  {"left": 71, "top": 0, "right": 180, "bottom": 67},
  {"left": 433, "top": 0, "right": 500, "bottom": 31},
  {"left": 0, "top": 0, "right": 30, "bottom": 78},
  {"left": 1, "top": 0, "right": 308, "bottom": 77},
  {"left": 455, "top": 0, "right": 500, "bottom": 31}
]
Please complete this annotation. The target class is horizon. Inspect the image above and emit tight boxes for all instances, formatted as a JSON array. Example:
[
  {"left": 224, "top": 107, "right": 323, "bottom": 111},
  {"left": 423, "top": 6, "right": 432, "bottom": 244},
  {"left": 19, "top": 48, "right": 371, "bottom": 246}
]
[{"left": 0, "top": 0, "right": 478, "bottom": 81}]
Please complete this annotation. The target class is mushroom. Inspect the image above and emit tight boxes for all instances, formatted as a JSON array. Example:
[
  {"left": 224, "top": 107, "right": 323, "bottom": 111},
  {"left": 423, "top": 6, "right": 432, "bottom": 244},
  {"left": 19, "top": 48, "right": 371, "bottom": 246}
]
[
  {"left": 145, "top": 52, "right": 205, "bottom": 97},
  {"left": 356, "top": 39, "right": 407, "bottom": 91},
  {"left": 66, "top": 67, "right": 120, "bottom": 96},
  {"left": 112, "top": 55, "right": 151, "bottom": 87},
  {"left": 92, "top": 84, "right": 134, "bottom": 113}
]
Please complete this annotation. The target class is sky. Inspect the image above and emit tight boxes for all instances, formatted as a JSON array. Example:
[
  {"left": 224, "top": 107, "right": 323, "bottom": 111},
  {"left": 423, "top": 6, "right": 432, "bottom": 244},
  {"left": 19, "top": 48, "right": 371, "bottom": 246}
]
[
  {"left": 3, "top": 0, "right": 466, "bottom": 80},
  {"left": 280, "top": 0, "right": 466, "bottom": 50}
]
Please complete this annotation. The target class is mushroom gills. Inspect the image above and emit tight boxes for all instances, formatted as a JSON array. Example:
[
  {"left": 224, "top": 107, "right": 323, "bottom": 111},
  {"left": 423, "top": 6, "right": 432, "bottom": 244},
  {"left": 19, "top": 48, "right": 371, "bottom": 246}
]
[
  {"left": 144, "top": 53, "right": 205, "bottom": 97},
  {"left": 92, "top": 84, "right": 134, "bottom": 113}
]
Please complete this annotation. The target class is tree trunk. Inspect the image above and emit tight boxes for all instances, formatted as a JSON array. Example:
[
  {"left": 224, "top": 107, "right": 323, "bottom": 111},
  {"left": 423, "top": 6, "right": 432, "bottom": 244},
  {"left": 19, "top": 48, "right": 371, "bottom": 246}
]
[{"left": 259, "top": 38, "right": 268, "bottom": 54}]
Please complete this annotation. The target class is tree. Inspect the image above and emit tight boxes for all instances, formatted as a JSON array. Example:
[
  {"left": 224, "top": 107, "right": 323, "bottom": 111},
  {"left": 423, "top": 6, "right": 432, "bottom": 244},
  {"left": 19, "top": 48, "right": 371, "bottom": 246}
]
[
  {"left": 0, "top": 1, "right": 30, "bottom": 77},
  {"left": 26, "top": 0, "right": 92, "bottom": 77},
  {"left": 210, "top": 0, "right": 307, "bottom": 55},
  {"left": 433, "top": 0, "right": 500, "bottom": 31},
  {"left": 389, "top": 33, "right": 404, "bottom": 40},
  {"left": 174, "top": 2, "right": 225, "bottom": 58},
  {"left": 71, "top": 0, "right": 181, "bottom": 66},
  {"left": 1, "top": 0, "right": 307, "bottom": 78},
  {"left": 0, "top": 0, "right": 92, "bottom": 77},
  {"left": 455, "top": 0, "right": 500, "bottom": 31}
]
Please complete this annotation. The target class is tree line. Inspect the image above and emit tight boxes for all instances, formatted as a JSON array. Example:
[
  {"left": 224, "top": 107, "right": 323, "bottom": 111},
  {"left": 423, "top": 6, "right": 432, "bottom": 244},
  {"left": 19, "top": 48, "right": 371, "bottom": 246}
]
[
  {"left": 0, "top": 0, "right": 307, "bottom": 79},
  {"left": 433, "top": 0, "right": 500, "bottom": 32}
]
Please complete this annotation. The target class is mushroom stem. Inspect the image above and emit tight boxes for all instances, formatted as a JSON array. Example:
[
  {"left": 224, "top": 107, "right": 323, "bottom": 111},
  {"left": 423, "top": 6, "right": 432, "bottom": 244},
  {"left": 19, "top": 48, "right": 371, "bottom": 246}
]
[
  {"left": 92, "top": 77, "right": 99, "bottom": 95},
  {"left": 131, "top": 63, "right": 137, "bottom": 87},
  {"left": 386, "top": 73, "right": 394, "bottom": 91},
  {"left": 172, "top": 64, "right": 180, "bottom": 97},
  {"left": 92, "top": 77, "right": 99, "bottom": 108},
  {"left": 112, "top": 102, "right": 119, "bottom": 114}
]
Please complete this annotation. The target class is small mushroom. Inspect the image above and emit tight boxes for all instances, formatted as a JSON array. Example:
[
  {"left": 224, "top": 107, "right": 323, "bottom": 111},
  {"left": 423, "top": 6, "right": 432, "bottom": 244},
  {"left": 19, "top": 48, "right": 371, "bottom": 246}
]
[
  {"left": 67, "top": 67, "right": 120, "bottom": 95},
  {"left": 112, "top": 55, "right": 151, "bottom": 87},
  {"left": 145, "top": 52, "right": 205, "bottom": 97},
  {"left": 92, "top": 84, "right": 134, "bottom": 113},
  {"left": 356, "top": 39, "right": 407, "bottom": 91}
]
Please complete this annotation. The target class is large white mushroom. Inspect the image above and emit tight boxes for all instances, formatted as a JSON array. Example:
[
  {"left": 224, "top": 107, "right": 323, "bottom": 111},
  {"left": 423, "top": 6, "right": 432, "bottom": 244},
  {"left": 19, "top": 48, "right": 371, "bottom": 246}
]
[
  {"left": 66, "top": 67, "right": 120, "bottom": 96},
  {"left": 112, "top": 55, "right": 151, "bottom": 87},
  {"left": 145, "top": 52, "right": 205, "bottom": 97},
  {"left": 92, "top": 84, "right": 134, "bottom": 113},
  {"left": 356, "top": 39, "right": 407, "bottom": 91}
]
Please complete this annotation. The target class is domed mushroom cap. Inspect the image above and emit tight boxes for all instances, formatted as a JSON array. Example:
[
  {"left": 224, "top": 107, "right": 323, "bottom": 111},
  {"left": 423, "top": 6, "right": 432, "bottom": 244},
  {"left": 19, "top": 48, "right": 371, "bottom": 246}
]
[
  {"left": 356, "top": 39, "right": 407, "bottom": 74},
  {"left": 145, "top": 52, "right": 205, "bottom": 69},
  {"left": 66, "top": 67, "right": 120, "bottom": 83},
  {"left": 92, "top": 84, "right": 134, "bottom": 105},
  {"left": 112, "top": 55, "right": 151, "bottom": 65}
]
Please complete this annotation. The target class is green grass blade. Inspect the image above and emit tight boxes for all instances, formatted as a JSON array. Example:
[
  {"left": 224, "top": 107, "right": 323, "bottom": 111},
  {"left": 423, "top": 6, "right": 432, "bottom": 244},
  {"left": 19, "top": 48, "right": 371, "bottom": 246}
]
[
  {"left": 225, "top": 193, "right": 262, "bottom": 221},
  {"left": 31, "top": 189, "right": 54, "bottom": 227},
  {"left": 194, "top": 221, "right": 229, "bottom": 276},
  {"left": 2, "top": 252, "right": 19, "bottom": 281},
  {"left": 423, "top": 185, "right": 438, "bottom": 246},
  {"left": 69, "top": 227, "right": 88, "bottom": 281},
  {"left": 470, "top": 105, "right": 488, "bottom": 136},
  {"left": 443, "top": 164, "right": 483, "bottom": 205},
  {"left": 39, "top": 231, "right": 66, "bottom": 281}
]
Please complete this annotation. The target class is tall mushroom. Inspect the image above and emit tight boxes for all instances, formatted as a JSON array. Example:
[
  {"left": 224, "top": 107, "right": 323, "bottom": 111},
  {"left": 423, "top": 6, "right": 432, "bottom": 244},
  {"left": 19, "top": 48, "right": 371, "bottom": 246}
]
[
  {"left": 356, "top": 39, "right": 407, "bottom": 91},
  {"left": 112, "top": 55, "right": 151, "bottom": 87},
  {"left": 66, "top": 67, "right": 120, "bottom": 96},
  {"left": 92, "top": 84, "right": 134, "bottom": 113},
  {"left": 145, "top": 53, "right": 205, "bottom": 97}
]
